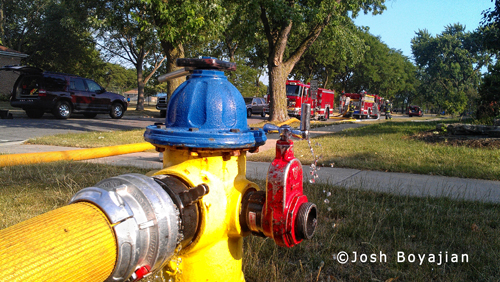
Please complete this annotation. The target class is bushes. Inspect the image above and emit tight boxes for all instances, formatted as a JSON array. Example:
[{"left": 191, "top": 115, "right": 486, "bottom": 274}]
[{"left": 477, "top": 63, "right": 500, "bottom": 120}]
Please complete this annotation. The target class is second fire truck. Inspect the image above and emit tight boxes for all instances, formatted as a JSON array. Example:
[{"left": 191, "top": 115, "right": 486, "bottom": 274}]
[
  {"left": 339, "top": 91, "right": 383, "bottom": 119},
  {"left": 285, "top": 80, "right": 335, "bottom": 120}
]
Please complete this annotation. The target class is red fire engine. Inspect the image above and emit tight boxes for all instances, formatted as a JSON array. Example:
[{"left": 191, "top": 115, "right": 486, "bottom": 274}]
[
  {"left": 339, "top": 91, "right": 383, "bottom": 119},
  {"left": 285, "top": 80, "right": 335, "bottom": 120}
]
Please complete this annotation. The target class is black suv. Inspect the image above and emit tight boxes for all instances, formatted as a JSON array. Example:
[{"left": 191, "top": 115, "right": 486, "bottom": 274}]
[{"left": 2, "top": 66, "right": 128, "bottom": 119}]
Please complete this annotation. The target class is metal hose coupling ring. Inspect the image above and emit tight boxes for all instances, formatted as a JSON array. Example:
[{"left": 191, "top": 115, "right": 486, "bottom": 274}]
[{"left": 69, "top": 173, "right": 181, "bottom": 282}]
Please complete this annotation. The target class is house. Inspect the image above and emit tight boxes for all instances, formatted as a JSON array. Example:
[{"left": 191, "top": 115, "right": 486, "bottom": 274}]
[
  {"left": 124, "top": 88, "right": 158, "bottom": 103},
  {"left": 123, "top": 89, "right": 138, "bottom": 101},
  {"left": 0, "top": 46, "right": 29, "bottom": 99}
]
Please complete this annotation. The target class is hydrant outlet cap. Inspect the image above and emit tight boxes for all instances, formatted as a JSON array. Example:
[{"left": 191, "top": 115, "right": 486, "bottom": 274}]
[{"left": 145, "top": 69, "right": 266, "bottom": 149}]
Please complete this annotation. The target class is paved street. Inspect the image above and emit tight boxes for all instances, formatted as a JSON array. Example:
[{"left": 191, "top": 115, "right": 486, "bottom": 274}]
[{"left": 0, "top": 114, "right": 162, "bottom": 143}]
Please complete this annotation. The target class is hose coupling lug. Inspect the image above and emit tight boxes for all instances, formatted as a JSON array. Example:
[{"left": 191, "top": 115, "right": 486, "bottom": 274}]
[
  {"left": 179, "top": 183, "right": 209, "bottom": 207},
  {"left": 153, "top": 175, "right": 205, "bottom": 248}
]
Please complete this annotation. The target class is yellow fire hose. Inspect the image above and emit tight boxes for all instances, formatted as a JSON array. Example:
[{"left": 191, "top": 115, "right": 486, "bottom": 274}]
[
  {"left": 0, "top": 142, "right": 155, "bottom": 167},
  {"left": 0, "top": 202, "right": 117, "bottom": 282}
]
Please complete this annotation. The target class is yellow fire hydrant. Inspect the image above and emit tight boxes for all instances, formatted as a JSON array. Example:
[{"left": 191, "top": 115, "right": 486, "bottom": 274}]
[
  {"left": 0, "top": 58, "right": 317, "bottom": 282},
  {"left": 143, "top": 58, "right": 269, "bottom": 280}
]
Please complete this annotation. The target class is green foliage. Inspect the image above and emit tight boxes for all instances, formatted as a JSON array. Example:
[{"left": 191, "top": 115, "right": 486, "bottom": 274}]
[
  {"left": 228, "top": 57, "right": 268, "bottom": 97},
  {"left": 227, "top": 0, "right": 386, "bottom": 121},
  {"left": 480, "top": 1, "right": 500, "bottom": 52},
  {"left": 2, "top": 0, "right": 104, "bottom": 78},
  {"left": 412, "top": 24, "right": 490, "bottom": 115},
  {"left": 95, "top": 0, "right": 167, "bottom": 110},
  {"left": 94, "top": 63, "right": 137, "bottom": 95},
  {"left": 348, "top": 31, "right": 417, "bottom": 102},
  {"left": 141, "top": 0, "right": 224, "bottom": 46},
  {"left": 297, "top": 27, "right": 419, "bottom": 110},
  {"left": 477, "top": 61, "right": 500, "bottom": 119},
  {"left": 291, "top": 20, "right": 368, "bottom": 91}
]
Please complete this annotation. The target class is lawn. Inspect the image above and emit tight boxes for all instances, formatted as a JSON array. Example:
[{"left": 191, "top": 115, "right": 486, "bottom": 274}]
[
  {"left": 1, "top": 162, "right": 498, "bottom": 281},
  {"left": 23, "top": 119, "right": 500, "bottom": 180},
  {"left": 248, "top": 120, "right": 500, "bottom": 181},
  {"left": 25, "top": 129, "right": 147, "bottom": 148}
]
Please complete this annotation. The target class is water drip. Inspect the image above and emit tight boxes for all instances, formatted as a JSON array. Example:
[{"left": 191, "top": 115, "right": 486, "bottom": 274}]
[{"left": 306, "top": 139, "right": 322, "bottom": 184}]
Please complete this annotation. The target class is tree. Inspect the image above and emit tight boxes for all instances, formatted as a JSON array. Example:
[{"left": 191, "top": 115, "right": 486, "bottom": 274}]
[
  {"left": 227, "top": 57, "right": 268, "bottom": 97},
  {"left": 392, "top": 59, "right": 419, "bottom": 112},
  {"left": 1, "top": 0, "right": 106, "bottom": 78},
  {"left": 97, "top": 63, "right": 137, "bottom": 95},
  {"left": 481, "top": 0, "right": 500, "bottom": 52},
  {"left": 210, "top": 0, "right": 268, "bottom": 96},
  {"left": 234, "top": 0, "right": 385, "bottom": 121},
  {"left": 348, "top": 31, "right": 412, "bottom": 99},
  {"left": 96, "top": 0, "right": 165, "bottom": 110},
  {"left": 412, "top": 24, "right": 490, "bottom": 115},
  {"left": 477, "top": 61, "right": 500, "bottom": 120},
  {"left": 1, "top": 0, "right": 50, "bottom": 51},
  {"left": 477, "top": 2, "right": 500, "bottom": 120},
  {"left": 291, "top": 19, "right": 368, "bottom": 91},
  {"left": 140, "top": 0, "right": 224, "bottom": 100}
]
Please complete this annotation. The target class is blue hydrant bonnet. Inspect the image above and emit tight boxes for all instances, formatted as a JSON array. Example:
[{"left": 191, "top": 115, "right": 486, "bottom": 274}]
[{"left": 145, "top": 69, "right": 266, "bottom": 149}]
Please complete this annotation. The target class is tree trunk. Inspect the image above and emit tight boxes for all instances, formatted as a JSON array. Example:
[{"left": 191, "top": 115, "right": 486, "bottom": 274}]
[
  {"left": 268, "top": 65, "right": 289, "bottom": 121},
  {"left": 324, "top": 69, "right": 330, "bottom": 89},
  {"left": 135, "top": 51, "right": 145, "bottom": 111},
  {"left": 260, "top": 2, "right": 331, "bottom": 122},
  {"left": 0, "top": 1, "right": 4, "bottom": 45},
  {"left": 161, "top": 41, "right": 185, "bottom": 101}
]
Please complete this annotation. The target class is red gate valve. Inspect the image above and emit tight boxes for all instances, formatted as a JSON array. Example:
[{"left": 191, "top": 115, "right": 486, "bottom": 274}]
[{"left": 241, "top": 123, "right": 317, "bottom": 248}]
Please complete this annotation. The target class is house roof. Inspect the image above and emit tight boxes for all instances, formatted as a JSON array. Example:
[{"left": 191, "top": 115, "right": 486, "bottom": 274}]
[
  {"left": 0, "top": 45, "right": 28, "bottom": 58},
  {"left": 124, "top": 89, "right": 138, "bottom": 95}
]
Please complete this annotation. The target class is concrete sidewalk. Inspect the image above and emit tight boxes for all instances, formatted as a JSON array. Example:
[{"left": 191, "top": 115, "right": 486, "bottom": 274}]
[{"left": 1, "top": 141, "right": 499, "bottom": 203}]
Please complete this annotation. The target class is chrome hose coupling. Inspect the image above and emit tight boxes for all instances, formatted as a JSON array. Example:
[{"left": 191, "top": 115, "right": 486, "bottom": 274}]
[{"left": 70, "top": 174, "right": 182, "bottom": 282}]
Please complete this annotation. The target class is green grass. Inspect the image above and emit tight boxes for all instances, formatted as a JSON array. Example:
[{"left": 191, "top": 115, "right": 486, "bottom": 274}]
[
  {"left": 26, "top": 129, "right": 147, "bottom": 148},
  {"left": 123, "top": 101, "right": 162, "bottom": 118},
  {"left": 244, "top": 179, "right": 500, "bottom": 281},
  {"left": 0, "top": 162, "right": 150, "bottom": 229},
  {"left": 248, "top": 120, "right": 500, "bottom": 181},
  {"left": 1, "top": 163, "right": 498, "bottom": 281}
]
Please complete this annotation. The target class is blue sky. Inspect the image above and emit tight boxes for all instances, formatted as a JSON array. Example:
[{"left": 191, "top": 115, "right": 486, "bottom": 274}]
[{"left": 353, "top": 0, "right": 495, "bottom": 60}]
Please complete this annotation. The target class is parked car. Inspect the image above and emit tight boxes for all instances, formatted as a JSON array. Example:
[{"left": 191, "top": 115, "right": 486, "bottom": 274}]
[
  {"left": 244, "top": 97, "right": 267, "bottom": 118},
  {"left": 1, "top": 65, "right": 128, "bottom": 119},
  {"left": 408, "top": 105, "right": 423, "bottom": 117},
  {"left": 156, "top": 93, "right": 168, "bottom": 118}
]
